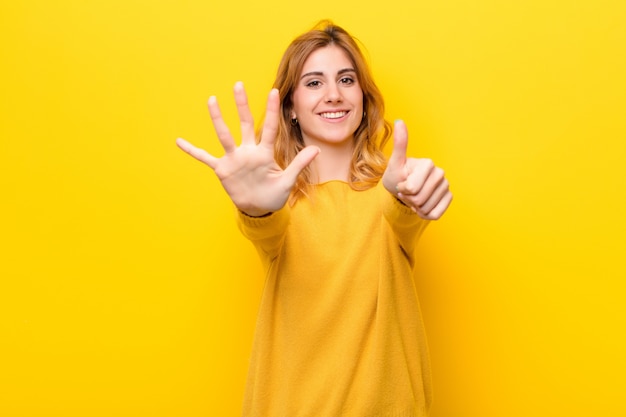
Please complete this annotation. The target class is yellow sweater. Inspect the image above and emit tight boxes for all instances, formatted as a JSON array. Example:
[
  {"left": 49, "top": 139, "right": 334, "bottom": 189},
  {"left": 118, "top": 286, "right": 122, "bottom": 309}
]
[{"left": 237, "top": 181, "right": 431, "bottom": 417}]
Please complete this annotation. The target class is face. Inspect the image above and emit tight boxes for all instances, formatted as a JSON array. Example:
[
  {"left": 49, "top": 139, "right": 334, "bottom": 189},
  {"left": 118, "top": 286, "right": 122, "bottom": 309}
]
[{"left": 291, "top": 45, "right": 364, "bottom": 148}]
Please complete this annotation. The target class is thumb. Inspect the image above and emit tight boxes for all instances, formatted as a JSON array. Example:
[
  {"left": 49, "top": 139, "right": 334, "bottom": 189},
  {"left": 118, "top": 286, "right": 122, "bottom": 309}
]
[
  {"left": 388, "top": 120, "right": 408, "bottom": 170},
  {"left": 176, "top": 137, "right": 218, "bottom": 169},
  {"left": 282, "top": 145, "right": 321, "bottom": 185}
]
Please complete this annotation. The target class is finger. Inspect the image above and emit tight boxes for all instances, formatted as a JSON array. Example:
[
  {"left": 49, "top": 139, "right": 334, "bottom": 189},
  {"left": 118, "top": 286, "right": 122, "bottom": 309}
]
[
  {"left": 388, "top": 120, "right": 409, "bottom": 171},
  {"left": 418, "top": 178, "right": 450, "bottom": 214},
  {"left": 396, "top": 159, "right": 435, "bottom": 195},
  {"left": 233, "top": 81, "right": 256, "bottom": 146},
  {"left": 176, "top": 138, "right": 218, "bottom": 169},
  {"left": 419, "top": 190, "right": 453, "bottom": 220},
  {"left": 282, "top": 146, "right": 321, "bottom": 186},
  {"left": 403, "top": 165, "right": 444, "bottom": 205},
  {"left": 207, "top": 95, "right": 236, "bottom": 153},
  {"left": 259, "top": 88, "right": 280, "bottom": 149}
]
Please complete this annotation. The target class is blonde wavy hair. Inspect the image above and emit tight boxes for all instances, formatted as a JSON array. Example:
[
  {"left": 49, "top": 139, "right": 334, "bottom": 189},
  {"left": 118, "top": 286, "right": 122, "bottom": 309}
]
[{"left": 260, "top": 21, "right": 392, "bottom": 203}]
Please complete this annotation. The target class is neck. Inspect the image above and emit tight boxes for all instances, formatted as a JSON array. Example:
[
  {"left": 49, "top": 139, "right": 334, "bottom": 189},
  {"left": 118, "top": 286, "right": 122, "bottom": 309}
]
[{"left": 308, "top": 141, "right": 353, "bottom": 183}]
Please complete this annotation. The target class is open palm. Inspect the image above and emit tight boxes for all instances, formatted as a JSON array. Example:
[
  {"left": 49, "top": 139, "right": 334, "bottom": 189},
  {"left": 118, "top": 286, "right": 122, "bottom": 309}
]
[{"left": 176, "top": 82, "right": 319, "bottom": 217}]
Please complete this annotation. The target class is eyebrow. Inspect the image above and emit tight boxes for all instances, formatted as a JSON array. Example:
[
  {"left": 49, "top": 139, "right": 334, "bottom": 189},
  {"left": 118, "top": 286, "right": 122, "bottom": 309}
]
[{"left": 300, "top": 68, "right": 356, "bottom": 80}]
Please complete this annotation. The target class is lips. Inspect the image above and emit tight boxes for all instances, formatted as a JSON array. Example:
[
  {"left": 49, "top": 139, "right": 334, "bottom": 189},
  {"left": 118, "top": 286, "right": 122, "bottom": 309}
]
[{"left": 319, "top": 111, "right": 348, "bottom": 119}]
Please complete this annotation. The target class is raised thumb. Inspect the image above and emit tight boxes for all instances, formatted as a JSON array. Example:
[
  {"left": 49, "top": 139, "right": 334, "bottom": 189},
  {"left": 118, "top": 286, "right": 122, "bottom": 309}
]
[
  {"left": 389, "top": 120, "right": 408, "bottom": 169},
  {"left": 282, "top": 146, "right": 321, "bottom": 185}
]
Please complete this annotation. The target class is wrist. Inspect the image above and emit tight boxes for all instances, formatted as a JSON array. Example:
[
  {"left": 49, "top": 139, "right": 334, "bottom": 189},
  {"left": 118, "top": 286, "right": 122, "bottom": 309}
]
[
  {"left": 394, "top": 196, "right": 408, "bottom": 207},
  {"left": 239, "top": 209, "right": 273, "bottom": 218}
]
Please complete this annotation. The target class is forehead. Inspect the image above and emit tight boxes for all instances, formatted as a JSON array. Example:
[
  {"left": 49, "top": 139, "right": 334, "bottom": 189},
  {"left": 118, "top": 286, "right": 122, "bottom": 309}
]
[{"left": 300, "top": 45, "right": 355, "bottom": 74}]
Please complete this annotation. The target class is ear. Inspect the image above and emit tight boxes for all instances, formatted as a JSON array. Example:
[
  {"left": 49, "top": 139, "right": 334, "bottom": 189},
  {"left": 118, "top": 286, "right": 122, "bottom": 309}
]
[{"left": 290, "top": 111, "right": 297, "bottom": 119}]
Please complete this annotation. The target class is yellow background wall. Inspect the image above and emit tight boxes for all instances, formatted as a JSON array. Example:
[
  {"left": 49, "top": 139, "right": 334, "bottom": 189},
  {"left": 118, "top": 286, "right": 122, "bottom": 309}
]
[{"left": 1, "top": 1, "right": 625, "bottom": 416}]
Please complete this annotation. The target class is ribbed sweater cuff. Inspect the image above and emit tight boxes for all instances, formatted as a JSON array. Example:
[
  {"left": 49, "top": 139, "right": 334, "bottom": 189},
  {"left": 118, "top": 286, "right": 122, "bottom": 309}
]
[{"left": 236, "top": 205, "right": 291, "bottom": 241}]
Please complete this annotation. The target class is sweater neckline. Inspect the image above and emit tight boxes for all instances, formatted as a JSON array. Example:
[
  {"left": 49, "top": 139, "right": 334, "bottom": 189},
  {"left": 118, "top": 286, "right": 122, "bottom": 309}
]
[{"left": 313, "top": 180, "right": 350, "bottom": 187}]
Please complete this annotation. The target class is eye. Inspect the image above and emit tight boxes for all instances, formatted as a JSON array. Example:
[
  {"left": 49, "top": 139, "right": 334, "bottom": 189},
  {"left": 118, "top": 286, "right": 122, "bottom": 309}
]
[
  {"left": 339, "top": 77, "right": 355, "bottom": 85},
  {"left": 305, "top": 80, "right": 322, "bottom": 88}
]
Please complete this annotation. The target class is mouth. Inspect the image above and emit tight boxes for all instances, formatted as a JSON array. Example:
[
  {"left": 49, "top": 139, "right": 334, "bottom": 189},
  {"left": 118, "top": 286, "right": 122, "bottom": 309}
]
[{"left": 319, "top": 111, "right": 348, "bottom": 120}]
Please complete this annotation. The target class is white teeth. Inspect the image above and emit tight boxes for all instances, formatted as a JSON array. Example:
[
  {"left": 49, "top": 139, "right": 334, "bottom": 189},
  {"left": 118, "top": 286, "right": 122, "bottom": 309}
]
[{"left": 320, "top": 111, "right": 347, "bottom": 119}]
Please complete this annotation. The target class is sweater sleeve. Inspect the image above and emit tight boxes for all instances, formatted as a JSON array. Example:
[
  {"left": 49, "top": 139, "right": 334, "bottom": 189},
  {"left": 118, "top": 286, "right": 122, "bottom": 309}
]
[
  {"left": 236, "top": 205, "right": 290, "bottom": 264},
  {"left": 380, "top": 184, "right": 430, "bottom": 265}
]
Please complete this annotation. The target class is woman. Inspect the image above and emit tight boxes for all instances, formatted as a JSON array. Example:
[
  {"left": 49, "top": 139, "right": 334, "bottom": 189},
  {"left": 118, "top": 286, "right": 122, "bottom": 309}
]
[{"left": 177, "top": 21, "right": 452, "bottom": 417}]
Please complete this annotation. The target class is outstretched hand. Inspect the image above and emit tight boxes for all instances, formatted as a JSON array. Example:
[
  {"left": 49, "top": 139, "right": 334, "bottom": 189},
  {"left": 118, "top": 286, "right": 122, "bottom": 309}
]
[
  {"left": 176, "top": 82, "right": 320, "bottom": 217},
  {"left": 382, "top": 120, "right": 452, "bottom": 220}
]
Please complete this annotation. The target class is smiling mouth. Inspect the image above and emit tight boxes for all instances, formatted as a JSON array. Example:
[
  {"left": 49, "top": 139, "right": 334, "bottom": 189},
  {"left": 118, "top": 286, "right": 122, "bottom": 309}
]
[{"left": 320, "top": 111, "right": 348, "bottom": 119}]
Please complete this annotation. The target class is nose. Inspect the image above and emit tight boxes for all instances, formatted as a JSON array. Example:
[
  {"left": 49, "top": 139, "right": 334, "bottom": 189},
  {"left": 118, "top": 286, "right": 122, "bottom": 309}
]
[{"left": 324, "top": 83, "right": 342, "bottom": 103}]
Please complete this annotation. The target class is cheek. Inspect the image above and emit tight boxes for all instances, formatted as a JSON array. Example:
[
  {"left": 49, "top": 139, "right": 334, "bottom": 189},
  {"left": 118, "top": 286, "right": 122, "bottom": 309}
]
[
  {"left": 357, "top": 91, "right": 364, "bottom": 107},
  {"left": 353, "top": 96, "right": 364, "bottom": 117},
  {"left": 292, "top": 92, "right": 309, "bottom": 115},
  {"left": 349, "top": 90, "right": 364, "bottom": 110}
]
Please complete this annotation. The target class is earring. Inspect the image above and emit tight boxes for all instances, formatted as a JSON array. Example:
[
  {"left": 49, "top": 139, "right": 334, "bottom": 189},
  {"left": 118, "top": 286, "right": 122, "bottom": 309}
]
[{"left": 291, "top": 118, "right": 298, "bottom": 126}]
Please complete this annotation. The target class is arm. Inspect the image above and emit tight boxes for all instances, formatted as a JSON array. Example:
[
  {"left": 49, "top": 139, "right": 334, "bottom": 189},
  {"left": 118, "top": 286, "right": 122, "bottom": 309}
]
[
  {"left": 176, "top": 82, "right": 320, "bottom": 217},
  {"left": 236, "top": 205, "right": 291, "bottom": 262},
  {"left": 381, "top": 185, "right": 430, "bottom": 261}
]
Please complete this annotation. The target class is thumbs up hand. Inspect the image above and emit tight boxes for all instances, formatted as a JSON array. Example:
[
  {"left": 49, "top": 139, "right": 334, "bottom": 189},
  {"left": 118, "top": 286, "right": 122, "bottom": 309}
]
[{"left": 382, "top": 120, "right": 452, "bottom": 220}]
